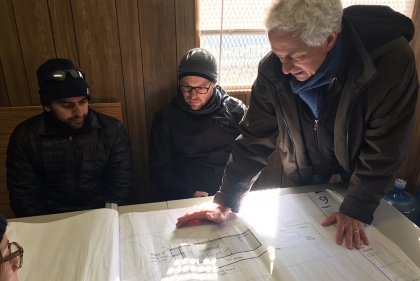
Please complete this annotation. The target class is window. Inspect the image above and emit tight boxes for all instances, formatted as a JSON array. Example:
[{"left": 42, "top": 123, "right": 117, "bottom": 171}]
[{"left": 200, "top": 0, "right": 416, "bottom": 89}]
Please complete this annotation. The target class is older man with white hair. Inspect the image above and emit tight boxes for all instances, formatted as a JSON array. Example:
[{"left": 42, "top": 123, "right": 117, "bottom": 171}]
[{"left": 176, "top": 0, "right": 419, "bottom": 250}]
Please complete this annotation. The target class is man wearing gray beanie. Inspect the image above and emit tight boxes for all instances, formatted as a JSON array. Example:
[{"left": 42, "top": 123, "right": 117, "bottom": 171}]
[
  {"left": 149, "top": 48, "right": 247, "bottom": 199},
  {"left": 6, "top": 58, "right": 134, "bottom": 218}
]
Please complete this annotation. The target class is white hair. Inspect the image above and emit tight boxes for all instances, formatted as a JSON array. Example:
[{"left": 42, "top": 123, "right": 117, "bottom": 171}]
[{"left": 264, "top": 0, "right": 343, "bottom": 47}]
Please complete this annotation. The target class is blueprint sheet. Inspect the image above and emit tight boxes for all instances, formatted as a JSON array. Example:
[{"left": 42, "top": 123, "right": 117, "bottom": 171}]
[
  {"left": 7, "top": 209, "right": 120, "bottom": 281},
  {"left": 119, "top": 190, "right": 420, "bottom": 281}
]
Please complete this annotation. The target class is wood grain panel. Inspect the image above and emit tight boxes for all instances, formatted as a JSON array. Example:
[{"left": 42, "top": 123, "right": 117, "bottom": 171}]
[
  {"left": 70, "top": 0, "right": 125, "bottom": 115},
  {"left": 0, "top": 103, "right": 122, "bottom": 219},
  {"left": 0, "top": 0, "right": 31, "bottom": 106},
  {"left": 0, "top": 61, "right": 10, "bottom": 107},
  {"left": 115, "top": 0, "right": 155, "bottom": 203},
  {"left": 48, "top": 0, "right": 80, "bottom": 64},
  {"left": 13, "top": 0, "right": 57, "bottom": 105},
  {"left": 0, "top": 203, "right": 14, "bottom": 220},
  {"left": 175, "top": 0, "right": 200, "bottom": 64},
  {"left": 139, "top": 0, "right": 178, "bottom": 134}
]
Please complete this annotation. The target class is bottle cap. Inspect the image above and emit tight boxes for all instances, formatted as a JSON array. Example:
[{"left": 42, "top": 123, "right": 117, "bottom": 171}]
[{"left": 395, "top": 179, "right": 407, "bottom": 189}]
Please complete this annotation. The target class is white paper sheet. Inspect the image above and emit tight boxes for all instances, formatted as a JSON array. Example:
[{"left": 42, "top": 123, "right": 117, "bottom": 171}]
[
  {"left": 119, "top": 191, "right": 420, "bottom": 281},
  {"left": 5, "top": 192, "right": 420, "bottom": 281},
  {"left": 6, "top": 209, "right": 120, "bottom": 281}
]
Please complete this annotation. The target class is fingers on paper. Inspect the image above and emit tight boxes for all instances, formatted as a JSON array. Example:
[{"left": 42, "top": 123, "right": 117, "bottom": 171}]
[
  {"left": 321, "top": 213, "right": 337, "bottom": 226},
  {"left": 176, "top": 210, "right": 209, "bottom": 227},
  {"left": 336, "top": 224, "right": 345, "bottom": 246},
  {"left": 360, "top": 229, "right": 370, "bottom": 246}
]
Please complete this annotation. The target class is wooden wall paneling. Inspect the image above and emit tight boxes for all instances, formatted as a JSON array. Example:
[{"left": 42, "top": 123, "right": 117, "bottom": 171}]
[
  {"left": 13, "top": 0, "right": 57, "bottom": 105},
  {"left": 0, "top": 61, "right": 10, "bottom": 107},
  {"left": 139, "top": 0, "right": 187, "bottom": 202},
  {"left": 138, "top": 0, "right": 178, "bottom": 135},
  {"left": 48, "top": 0, "right": 80, "bottom": 64},
  {"left": 0, "top": 0, "right": 31, "bottom": 106},
  {"left": 115, "top": 0, "right": 153, "bottom": 204},
  {"left": 70, "top": 0, "right": 126, "bottom": 123},
  {"left": 175, "top": 0, "right": 200, "bottom": 64}
]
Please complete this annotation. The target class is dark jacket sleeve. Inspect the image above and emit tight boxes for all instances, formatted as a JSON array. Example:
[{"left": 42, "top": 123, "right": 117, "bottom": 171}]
[
  {"left": 340, "top": 42, "right": 419, "bottom": 224},
  {"left": 104, "top": 121, "right": 134, "bottom": 205},
  {"left": 214, "top": 70, "right": 279, "bottom": 212},
  {"left": 227, "top": 97, "right": 248, "bottom": 125},
  {"left": 7, "top": 126, "right": 50, "bottom": 217},
  {"left": 149, "top": 110, "right": 196, "bottom": 199}
]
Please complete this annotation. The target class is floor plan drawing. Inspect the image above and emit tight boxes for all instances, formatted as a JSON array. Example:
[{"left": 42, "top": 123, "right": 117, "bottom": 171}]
[{"left": 118, "top": 191, "right": 420, "bottom": 281}]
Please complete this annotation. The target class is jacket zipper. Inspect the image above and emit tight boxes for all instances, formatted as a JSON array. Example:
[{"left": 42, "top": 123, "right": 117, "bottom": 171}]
[
  {"left": 69, "top": 136, "right": 76, "bottom": 204},
  {"left": 314, "top": 118, "right": 332, "bottom": 172},
  {"left": 313, "top": 79, "right": 339, "bottom": 172}
]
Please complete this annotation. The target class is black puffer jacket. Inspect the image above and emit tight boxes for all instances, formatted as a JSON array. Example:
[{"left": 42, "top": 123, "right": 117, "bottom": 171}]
[
  {"left": 149, "top": 86, "right": 247, "bottom": 199},
  {"left": 7, "top": 109, "right": 134, "bottom": 217}
]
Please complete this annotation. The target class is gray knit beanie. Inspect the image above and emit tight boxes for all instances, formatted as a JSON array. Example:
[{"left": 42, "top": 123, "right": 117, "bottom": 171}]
[
  {"left": 0, "top": 214, "right": 6, "bottom": 244},
  {"left": 178, "top": 48, "right": 218, "bottom": 83}
]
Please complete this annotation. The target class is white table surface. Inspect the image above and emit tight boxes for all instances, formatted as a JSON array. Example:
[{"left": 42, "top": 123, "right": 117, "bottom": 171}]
[{"left": 10, "top": 182, "right": 420, "bottom": 267}]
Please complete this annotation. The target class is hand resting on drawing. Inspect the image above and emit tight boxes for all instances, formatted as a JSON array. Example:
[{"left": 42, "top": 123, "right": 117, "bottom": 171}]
[
  {"left": 177, "top": 206, "right": 369, "bottom": 251},
  {"left": 322, "top": 211, "right": 370, "bottom": 250},
  {"left": 176, "top": 205, "right": 231, "bottom": 227}
]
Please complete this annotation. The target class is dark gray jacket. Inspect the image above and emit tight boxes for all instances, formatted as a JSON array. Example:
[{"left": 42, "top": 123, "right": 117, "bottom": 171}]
[
  {"left": 149, "top": 86, "right": 247, "bottom": 199},
  {"left": 7, "top": 109, "right": 134, "bottom": 217},
  {"left": 214, "top": 6, "right": 419, "bottom": 224}
]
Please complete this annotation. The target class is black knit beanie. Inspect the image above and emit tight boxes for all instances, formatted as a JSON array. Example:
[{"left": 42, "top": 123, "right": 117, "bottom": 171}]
[
  {"left": 178, "top": 48, "right": 218, "bottom": 83},
  {"left": 37, "top": 58, "right": 90, "bottom": 104},
  {"left": 0, "top": 214, "right": 6, "bottom": 244}
]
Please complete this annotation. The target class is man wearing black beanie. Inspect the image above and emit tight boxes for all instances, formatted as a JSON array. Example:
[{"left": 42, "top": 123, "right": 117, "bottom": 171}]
[
  {"left": 6, "top": 58, "right": 134, "bottom": 218},
  {"left": 149, "top": 48, "right": 247, "bottom": 199}
]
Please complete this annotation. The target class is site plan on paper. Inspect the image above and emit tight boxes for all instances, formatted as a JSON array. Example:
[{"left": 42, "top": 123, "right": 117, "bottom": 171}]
[{"left": 119, "top": 190, "right": 420, "bottom": 281}]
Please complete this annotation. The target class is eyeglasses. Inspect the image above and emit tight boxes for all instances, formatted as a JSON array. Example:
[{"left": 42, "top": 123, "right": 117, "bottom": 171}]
[
  {"left": 3, "top": 242, "right": 24, "bottom": 269},
  {"left": 44, "top": 68, "right": 86, "bottom": 86},
  {"left": 179, "top": 83, "right": 213, "bottom": 94}
]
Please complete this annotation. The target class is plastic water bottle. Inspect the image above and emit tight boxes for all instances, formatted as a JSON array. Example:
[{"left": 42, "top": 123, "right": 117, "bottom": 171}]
[{"left": 383, "top": 179, "right": 420, "bottom": 223}]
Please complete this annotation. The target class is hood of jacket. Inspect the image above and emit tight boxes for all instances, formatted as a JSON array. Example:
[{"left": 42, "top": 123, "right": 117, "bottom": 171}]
[{"left": 343, "top": 5, "right": 414, "bottom": 53}]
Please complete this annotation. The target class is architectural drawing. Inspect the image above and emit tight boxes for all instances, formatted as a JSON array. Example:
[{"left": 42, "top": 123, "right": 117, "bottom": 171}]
[{"left": 119, "top": 191, "right": 420, "bottom": 281}]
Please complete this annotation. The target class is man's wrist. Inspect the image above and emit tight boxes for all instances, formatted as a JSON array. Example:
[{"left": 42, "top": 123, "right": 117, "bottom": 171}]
[{"left": 216, "top": 205, "right": 231, "bottom": 214}]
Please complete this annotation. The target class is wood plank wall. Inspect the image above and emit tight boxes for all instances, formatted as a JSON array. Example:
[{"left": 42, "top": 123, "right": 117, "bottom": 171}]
[
  {"left": 0, "top": 0, "right": 200, "bottom": 205},
  {"left": 0, "top": 0, "right": 419, "bottom": 209}
]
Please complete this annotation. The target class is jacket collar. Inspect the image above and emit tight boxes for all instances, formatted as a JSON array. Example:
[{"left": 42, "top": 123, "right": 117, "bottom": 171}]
[{"left": 342, "top": 16, "right": 378, "bottom": 89}]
